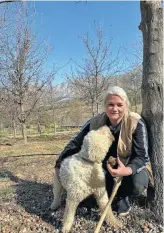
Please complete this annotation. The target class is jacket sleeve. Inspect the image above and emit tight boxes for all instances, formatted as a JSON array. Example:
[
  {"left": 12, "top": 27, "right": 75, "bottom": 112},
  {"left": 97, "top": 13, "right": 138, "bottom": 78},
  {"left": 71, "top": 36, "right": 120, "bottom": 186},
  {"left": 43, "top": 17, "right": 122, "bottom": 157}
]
[
  {"left": 127, "top": 119, "right": 150, "bottom": 175},
  {"left": 55, "top": 120, "right": 90, "bottom": 168}
]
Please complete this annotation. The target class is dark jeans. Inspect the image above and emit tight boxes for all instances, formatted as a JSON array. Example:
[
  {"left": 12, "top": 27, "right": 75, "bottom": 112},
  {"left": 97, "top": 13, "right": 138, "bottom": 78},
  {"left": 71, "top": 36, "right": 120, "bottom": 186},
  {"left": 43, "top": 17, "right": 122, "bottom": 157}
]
[{"left": 105, "top": 169, "right": 149, "bottom": 198}]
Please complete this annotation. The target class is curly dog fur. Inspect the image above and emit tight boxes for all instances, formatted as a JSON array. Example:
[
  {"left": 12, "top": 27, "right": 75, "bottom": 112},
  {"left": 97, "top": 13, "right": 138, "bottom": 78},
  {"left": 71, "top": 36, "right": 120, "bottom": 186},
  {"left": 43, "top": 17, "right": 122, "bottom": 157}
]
[{"left": 51, "top": 126, "right": 114, "bottom": 233}]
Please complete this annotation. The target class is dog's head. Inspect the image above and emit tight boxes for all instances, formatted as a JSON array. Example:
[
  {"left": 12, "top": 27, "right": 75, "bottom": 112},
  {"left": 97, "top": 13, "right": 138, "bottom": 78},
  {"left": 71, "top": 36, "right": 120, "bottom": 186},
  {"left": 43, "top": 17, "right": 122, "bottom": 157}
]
[{"left": 81, "top": 126, "right": 114, "bottom": 163}]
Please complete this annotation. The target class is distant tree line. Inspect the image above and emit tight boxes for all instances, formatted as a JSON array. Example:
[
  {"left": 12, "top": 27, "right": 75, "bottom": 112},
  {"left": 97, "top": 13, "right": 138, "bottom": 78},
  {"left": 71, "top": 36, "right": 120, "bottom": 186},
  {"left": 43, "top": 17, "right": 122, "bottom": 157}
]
[{"left": 0, "top": 2, "right": 143, "bottom": 142}]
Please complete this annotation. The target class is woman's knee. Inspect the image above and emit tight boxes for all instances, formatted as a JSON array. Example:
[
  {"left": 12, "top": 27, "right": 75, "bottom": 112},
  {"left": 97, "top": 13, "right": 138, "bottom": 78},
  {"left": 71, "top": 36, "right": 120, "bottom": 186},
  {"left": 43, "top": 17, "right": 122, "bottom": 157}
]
[
  {"left": 132, "top": 169, "right": 149, "bottom": 196},
  {"left": 132, "top": 182, "right": 146, "bottom": 195}
]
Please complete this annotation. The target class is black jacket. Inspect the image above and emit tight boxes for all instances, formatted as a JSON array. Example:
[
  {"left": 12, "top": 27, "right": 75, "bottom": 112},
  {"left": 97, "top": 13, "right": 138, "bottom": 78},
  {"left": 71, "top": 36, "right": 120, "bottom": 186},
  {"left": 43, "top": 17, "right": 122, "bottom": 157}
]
[{"left": 56, "top": 117, "right": 149, "bottom": 175}]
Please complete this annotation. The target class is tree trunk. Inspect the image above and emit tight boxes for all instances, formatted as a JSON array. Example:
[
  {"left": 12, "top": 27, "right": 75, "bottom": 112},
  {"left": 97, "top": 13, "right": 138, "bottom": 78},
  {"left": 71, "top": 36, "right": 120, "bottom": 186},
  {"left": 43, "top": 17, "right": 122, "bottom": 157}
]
[
  {"left": 22, "top": 122, "right": 27, "bottom": 144},
  {"left": 134, "top": 92, "right": 138, "bottom": 112},
  {"left": 20, "top": 101, "right": 27, "bottom": 144},
  {"left": 12, "top": 120, "right": 16, "bottom": 138},
  {"left": 52, "top": 106, "right": 56, "bottom": 135},
  {"left": 139, "top": 0, "right": 163, "bottom": 222},
  {"left": 91, "top": 101, "right": 95, "bottom": 117},
  {"left": 96, "top": 102, "right": 99, "bottom": 114},
  {"left": 36, "top": 116, "right": 42, "bottom": 136}
]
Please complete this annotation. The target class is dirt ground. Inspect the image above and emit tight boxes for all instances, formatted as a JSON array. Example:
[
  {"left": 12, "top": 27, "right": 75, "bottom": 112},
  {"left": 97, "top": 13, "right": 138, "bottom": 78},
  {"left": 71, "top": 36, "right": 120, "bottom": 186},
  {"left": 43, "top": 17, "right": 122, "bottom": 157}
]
[
  {"left": 0, "top": 133, "right": 163, "bottom": 233},
  {"left": 0, "top": 133, "right": 73, "bottom": 233}
]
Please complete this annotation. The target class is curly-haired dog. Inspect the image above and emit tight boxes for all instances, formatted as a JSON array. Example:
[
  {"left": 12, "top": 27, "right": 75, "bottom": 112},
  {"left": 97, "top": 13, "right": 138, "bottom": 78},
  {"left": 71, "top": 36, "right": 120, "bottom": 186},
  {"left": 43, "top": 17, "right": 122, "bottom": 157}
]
[{"left": 51, "top": 126, "right": 114, "bottom": 233}]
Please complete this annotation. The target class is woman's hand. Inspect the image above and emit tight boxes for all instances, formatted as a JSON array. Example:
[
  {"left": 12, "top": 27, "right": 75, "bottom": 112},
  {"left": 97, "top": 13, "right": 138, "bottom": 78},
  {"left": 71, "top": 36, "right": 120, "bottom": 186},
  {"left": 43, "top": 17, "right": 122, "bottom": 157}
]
[{"left": 107, "top": 157, "right": 132, "bottom": 177}]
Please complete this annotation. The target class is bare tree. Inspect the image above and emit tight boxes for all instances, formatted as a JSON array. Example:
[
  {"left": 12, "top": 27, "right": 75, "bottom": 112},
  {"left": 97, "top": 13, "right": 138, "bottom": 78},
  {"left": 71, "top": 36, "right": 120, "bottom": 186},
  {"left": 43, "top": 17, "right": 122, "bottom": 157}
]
[
  {"left": 123, "top": 66, "right": 142, "bottom": 113},
  {"left": 47, "top": 82, "right": 69, "bottom": 134},
  {"left": 67, "top": 99, "right": 85, "bottom": 127},
  {"left": 0, "top": 3, "right": 55, "bottom": 143},
  {"left": 32, "top": 82, "right": 71, "bottom": 134},
  {"left": 139, "top": 0, "right": 163, "bottom": 222},
  {"left": 0, "top": 87, "right": 19, "bottom": 137},
  {"left": 120, "top": 39, "right": 143, "bottom": 113},
  {"left": 67, "top": 24, "right": 121, "bottom": 116}
]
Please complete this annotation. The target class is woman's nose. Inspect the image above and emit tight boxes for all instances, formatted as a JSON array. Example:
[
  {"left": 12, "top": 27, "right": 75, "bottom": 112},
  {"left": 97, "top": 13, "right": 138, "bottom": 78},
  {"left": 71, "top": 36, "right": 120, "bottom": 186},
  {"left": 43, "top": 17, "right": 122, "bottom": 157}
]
[{"left": 113, "top": 106, "right": 117, "bottom": 111}]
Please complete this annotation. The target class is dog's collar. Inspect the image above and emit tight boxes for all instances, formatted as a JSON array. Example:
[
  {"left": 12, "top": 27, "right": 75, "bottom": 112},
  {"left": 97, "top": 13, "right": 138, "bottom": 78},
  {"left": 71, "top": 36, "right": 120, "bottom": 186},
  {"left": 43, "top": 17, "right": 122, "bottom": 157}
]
[{"left": 81, "top": 157, "right": 95, "bottom": 164}]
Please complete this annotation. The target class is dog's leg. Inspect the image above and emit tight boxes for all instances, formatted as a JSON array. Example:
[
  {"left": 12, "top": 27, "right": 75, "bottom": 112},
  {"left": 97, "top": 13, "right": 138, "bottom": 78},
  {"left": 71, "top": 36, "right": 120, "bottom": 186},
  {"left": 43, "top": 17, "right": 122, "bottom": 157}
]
[
  {"left": 50, "top": 171, "right": 63, "bottom": 210},
  {"left": 95, "top": 189, "right": 120, "bottom": 228},
  {"left": 62, "top": 197, "right": 79, "bottom": 233}
]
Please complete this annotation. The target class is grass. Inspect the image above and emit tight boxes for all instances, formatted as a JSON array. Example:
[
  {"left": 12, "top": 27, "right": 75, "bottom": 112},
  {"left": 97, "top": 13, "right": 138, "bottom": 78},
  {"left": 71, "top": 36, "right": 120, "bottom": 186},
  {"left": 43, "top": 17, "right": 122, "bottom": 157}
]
[
  {"left": 0, "top": 131, "right": 77, "bottom": 233},
  {"left": 1, "top": 131, "right": 78, "bottom": 156},
  {"left": 0, "top": 131, "right": 77, "bottom": 200},
  {"left": 0, "top": 186, "right": 15, "bottom": 200}
]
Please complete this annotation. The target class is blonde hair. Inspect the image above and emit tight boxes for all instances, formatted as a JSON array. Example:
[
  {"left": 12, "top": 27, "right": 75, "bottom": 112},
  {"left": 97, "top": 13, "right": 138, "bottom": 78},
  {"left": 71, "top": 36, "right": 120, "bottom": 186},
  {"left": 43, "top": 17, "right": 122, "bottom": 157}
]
[
  {"left": 104, "top": 86, "right": 130, "bottom": 123},
  {"left": 104, "top": 86, "right": 130, "bottom": 108}
]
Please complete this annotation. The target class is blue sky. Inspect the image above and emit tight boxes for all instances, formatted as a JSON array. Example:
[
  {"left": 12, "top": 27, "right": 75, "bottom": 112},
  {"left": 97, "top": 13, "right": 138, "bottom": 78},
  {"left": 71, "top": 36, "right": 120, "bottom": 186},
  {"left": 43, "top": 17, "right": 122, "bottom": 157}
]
[{"left": 29, "top": 1, "right": 142, "bottom": 84}]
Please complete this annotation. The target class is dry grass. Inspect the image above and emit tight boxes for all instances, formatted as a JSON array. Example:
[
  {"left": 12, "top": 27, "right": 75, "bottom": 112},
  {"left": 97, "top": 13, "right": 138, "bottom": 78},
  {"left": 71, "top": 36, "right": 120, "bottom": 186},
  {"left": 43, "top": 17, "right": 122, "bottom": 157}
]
[
  {"left": 0, "top": 131, "right": 79, "bottom": 233},
  {"left": 0, "top": 131, "right": 77, "bottom": 199}
]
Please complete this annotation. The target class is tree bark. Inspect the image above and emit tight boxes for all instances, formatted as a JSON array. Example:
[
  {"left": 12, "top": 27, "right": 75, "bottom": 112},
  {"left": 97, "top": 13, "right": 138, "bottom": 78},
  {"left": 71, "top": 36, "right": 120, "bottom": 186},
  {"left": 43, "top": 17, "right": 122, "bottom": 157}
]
[
  {"left": 52, "top": 106, "right": 56, "bottom": 135},
  {"left": 96, "top": 102, "right": 99, "bottom": 114},
  {"left": 12, "top": 120, "right": 16, "bottom": 138},
  {"left": 22, "top": 122, "right": 27, "bottom": 144},
  {"left": 20, "top": 101, "right": 27, "bottom": 144},
  {"left": 36, "top": 116, "right": 42, "bottom": 136},
  {"left": 139, "top": 0, "right": 163, "bottom": 222}
]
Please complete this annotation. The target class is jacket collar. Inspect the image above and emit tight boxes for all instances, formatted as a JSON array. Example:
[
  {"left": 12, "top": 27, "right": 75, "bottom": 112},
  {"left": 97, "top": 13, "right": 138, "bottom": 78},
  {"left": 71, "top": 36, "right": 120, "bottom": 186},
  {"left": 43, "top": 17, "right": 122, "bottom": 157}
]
[{"left": 105, "top": 114, "right": 122, "bottom": 134}]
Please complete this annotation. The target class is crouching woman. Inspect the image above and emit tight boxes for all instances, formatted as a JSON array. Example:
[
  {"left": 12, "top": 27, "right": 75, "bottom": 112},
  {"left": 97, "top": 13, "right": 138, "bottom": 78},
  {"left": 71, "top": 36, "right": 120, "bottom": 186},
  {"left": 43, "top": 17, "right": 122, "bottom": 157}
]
[{"left": 55, "top": 86, "right": 154, "bottom": 216}]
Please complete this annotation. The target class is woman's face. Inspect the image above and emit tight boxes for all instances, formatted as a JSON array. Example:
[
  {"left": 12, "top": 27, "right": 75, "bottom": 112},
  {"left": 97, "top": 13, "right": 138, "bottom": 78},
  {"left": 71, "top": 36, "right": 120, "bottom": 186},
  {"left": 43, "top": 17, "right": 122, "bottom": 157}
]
[{"left": 105, "top": 94, "right": 127, "bottom": 125}]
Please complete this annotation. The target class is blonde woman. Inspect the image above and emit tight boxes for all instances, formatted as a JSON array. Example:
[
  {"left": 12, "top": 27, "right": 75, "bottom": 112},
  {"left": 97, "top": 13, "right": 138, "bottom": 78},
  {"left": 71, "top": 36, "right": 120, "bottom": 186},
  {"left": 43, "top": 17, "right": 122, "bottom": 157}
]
[{"left": 55, "top": 86, "right": 153, "bottom": 216}]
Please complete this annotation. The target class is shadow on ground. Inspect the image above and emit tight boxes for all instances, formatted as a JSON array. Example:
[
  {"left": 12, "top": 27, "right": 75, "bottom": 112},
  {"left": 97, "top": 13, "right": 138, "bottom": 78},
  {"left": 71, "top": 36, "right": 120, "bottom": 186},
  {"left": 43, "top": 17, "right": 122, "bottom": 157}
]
[
  {"left": 0, "top": 171, "right": 98, "bottom": 228},
  {"left": 1, "top": 170, "right": 154, "bottom": 230}
]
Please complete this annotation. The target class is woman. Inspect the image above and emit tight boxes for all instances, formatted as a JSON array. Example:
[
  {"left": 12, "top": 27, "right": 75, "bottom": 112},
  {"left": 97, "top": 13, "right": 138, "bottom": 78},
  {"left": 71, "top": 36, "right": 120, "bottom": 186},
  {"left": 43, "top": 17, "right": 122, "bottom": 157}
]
[{"left": 55, "top": 86, "right": 153, "bottom": 216}]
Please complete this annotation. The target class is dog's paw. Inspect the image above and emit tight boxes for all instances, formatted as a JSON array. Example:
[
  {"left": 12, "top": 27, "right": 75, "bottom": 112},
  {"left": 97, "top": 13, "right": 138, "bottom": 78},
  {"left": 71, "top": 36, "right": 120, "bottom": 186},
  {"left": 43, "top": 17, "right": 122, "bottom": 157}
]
[
  {"left": 106, "top": 216, "right": 122, "bottom": 229},
  {"left": 62, "top": 225, "right": 71, "bottom": 233},
  {"left": 105, "top": 211, "right": 122, "bottom": 228}
]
